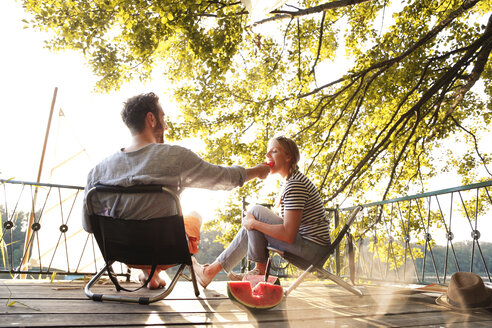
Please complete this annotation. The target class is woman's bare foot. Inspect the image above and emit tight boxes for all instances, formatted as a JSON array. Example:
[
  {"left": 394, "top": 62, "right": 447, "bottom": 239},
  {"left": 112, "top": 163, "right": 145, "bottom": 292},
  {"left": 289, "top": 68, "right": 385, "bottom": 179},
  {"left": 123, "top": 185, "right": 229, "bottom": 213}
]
[{"left": 139, "top": 270, "right": 167, "bottom": 290}]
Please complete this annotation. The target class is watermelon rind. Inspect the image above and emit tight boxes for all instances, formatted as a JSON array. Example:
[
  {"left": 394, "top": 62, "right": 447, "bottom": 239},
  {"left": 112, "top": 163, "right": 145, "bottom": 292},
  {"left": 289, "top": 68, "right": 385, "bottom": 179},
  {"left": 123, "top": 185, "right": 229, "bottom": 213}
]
[{"left": 227, "top": 281, "right": 283, "bottom": 310}]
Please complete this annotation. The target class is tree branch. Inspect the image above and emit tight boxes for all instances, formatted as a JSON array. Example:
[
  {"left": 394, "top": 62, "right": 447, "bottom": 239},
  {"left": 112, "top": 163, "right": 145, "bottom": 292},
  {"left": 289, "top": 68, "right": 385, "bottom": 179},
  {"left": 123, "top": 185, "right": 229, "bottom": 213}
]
[
  {"left": 249, "top": 0, "right": 371, "bottom": 27},
  {"left": 310, "top": 11, "right": 326, "bottom": 75},
  {"left": 298, "top": 0, "right": 482, "bottom": 98},
  {"left": 319, "top": 66, "right": 389, "bottom": 191},
  {"left": 444, "top": 13, "right": 492, "bottom": 117},
  {"left": 381, "top": 110, "right": 422, "bottom": 201},
  {"left": 297, "top": 18, "right": 302, "bottom": 82},
  {"left": 451, "top": 115, "right": 492, "bottom": 176}
]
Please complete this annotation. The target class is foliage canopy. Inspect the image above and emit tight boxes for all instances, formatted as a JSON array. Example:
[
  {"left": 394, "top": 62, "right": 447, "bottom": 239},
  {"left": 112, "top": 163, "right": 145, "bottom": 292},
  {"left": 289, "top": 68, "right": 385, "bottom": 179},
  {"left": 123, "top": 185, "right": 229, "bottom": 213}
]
[{"left": 21, "top": 0, "right": 492, "bottom": 238}]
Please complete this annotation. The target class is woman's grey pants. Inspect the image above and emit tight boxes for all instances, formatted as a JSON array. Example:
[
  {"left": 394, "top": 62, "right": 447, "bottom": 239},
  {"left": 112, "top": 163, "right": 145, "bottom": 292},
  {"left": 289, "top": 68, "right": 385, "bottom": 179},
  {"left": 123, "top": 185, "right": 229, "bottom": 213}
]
[{"left": 217, "top": 205, "right": 328, "bottom": 272}]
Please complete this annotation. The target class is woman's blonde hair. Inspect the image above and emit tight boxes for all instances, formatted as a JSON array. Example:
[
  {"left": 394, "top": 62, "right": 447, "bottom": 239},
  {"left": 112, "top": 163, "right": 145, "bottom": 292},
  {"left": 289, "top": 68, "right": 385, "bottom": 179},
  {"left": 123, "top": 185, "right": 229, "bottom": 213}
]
[{"left": 272, "top": 136, "right": 300, "bottom": 177}]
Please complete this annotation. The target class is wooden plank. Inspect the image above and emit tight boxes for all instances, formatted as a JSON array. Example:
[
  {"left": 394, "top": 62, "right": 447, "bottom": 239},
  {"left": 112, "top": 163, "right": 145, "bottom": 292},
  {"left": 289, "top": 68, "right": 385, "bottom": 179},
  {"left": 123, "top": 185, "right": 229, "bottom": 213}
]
[
  {"left": 1, "top": 290, "right": 440, "bottom": 315},
  {"left": 0, "top": 296, "right": 464, "bottom": 322},
  {"left": 0, "top": 280, "right": 226, "bottom": 300},
  {"left": 2, "top": 305, "right": 490, "bottom": 327},
  {"left": 441, "top": 321, "right": 492, "bottom": 328},
  {"left": 1, "top": 312, "right": 253, "bottom": 327},
  {"left": 1, "top": 297, "right": 430, "bottom": 314},
  {"left": 0, "top": 280, "right": 410, "bottom": 300}
]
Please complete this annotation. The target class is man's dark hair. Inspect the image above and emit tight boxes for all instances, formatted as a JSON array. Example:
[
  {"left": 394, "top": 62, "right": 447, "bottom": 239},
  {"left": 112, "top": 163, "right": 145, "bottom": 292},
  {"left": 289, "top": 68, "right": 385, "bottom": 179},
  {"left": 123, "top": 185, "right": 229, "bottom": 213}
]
[{"left": 121, "top": 92, "right": 161, "bottom": 134}]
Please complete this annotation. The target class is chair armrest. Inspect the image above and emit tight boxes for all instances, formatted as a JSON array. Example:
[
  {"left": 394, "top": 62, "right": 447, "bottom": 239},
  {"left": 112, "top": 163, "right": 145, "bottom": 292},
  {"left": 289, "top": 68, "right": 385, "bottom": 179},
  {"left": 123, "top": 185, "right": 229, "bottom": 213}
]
[
  {"left": 88, "top": 184, "right": 182, "bottom": 216},
  {"left": 346, "top": 205, "right": 363, "bottom": 227},
  {"left": 94, "top": 184, "right": 165, "bottom": 194}
]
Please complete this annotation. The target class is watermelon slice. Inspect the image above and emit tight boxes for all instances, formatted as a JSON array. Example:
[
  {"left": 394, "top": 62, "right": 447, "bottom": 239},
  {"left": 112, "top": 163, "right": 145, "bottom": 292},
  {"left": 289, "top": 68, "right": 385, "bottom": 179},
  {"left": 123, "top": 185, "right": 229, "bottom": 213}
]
[
  {"left": 243, "top": 274, "right": 280, "bottom": 288},
  {"left": 264, "top": 161, "right": 275, "bottom": 168},
  {"left": 227, "top": 281, "right": 283, "bottom": 310}
]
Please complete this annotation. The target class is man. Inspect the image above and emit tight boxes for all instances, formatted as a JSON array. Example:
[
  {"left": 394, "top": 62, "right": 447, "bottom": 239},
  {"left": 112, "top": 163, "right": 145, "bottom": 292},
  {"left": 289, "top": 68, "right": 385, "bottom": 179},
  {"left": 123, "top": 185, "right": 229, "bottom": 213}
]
[{"left": 82, "top": 92, "right": 270, "bottom": 289}]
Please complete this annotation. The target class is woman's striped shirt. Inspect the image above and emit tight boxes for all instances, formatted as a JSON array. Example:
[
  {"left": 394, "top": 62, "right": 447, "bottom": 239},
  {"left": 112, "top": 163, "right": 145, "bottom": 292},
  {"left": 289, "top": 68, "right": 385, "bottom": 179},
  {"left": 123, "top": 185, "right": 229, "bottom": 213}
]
[{"left": 279, "top": 170, "right": 330, "bottom": 246}]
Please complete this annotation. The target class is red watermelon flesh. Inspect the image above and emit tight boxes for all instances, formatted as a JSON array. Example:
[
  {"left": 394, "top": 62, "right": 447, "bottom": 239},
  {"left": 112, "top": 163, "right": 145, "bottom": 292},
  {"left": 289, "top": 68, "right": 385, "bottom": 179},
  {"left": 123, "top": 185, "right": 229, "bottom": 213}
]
[
  {"left": 227, "top": 281, "right": 283, "bottom": 310},
  {"left": 243, "top": 275, "right": 280, "bottom": 288}
]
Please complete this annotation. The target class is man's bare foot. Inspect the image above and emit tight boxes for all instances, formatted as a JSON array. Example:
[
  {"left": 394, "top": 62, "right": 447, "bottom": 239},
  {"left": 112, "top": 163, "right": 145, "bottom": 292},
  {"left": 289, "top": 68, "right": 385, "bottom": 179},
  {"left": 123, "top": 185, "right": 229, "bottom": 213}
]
[{"left": 139, "top": 270, "right": 167, "bottom": 290}]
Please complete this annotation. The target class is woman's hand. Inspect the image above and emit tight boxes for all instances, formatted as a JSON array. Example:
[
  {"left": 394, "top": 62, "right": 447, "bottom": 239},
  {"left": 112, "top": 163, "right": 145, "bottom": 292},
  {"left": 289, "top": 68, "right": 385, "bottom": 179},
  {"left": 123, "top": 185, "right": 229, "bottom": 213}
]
[
  {"left": 242, "top": 212, "right": 257, "bottom": 230},
  {"left": 242, "top": 209, "right": 302, "bottom": 244}
]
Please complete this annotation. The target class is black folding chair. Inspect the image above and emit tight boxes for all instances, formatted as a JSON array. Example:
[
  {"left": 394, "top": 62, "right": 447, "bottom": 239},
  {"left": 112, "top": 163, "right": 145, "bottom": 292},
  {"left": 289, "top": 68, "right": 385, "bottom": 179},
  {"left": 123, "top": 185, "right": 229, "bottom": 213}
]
[
  {"left": 267, "top": 205, "right": 364, "bottom": 297},
  {"left": 84, "top": 184, "right": 200, "bottom": 304}
]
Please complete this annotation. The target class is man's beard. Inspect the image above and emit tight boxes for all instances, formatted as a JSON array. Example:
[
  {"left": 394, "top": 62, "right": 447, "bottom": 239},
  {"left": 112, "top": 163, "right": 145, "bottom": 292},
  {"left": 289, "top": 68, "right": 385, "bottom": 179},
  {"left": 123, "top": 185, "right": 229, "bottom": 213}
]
[
  {"left": 153, "top": 121, "right": 165, "bottom": 144},
  {"left": 155, "top": 133, "right": 164, "bottom": 143}
]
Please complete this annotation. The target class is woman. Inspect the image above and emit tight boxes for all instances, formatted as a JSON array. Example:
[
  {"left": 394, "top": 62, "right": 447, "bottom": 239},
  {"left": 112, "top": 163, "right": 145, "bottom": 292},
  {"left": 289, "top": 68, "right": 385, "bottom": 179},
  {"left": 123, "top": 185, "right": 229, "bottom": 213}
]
[{"left": 193, "top": 136, "right": 331, "bottom": 287}]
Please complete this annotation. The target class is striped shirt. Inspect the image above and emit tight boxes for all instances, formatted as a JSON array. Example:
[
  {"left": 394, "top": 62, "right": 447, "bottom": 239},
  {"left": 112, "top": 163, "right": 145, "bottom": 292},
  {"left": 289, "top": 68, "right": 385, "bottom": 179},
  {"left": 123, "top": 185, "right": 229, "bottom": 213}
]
[{"left": 280, "top": 170, "right": 330, "bottom": 246}]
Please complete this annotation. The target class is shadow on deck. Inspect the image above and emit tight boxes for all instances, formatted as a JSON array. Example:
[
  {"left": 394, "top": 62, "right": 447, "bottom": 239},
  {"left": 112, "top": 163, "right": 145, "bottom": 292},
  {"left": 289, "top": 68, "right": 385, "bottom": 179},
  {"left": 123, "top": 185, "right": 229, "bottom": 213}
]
[{"left": 1, "top": 278, "right": 492, "bottom": 327}]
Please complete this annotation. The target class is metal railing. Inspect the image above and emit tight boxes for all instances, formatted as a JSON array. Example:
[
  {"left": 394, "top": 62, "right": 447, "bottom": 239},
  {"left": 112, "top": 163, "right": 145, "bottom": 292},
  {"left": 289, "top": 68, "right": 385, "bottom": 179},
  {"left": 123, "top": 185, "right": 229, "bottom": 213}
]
[
  {"left": 338, "top": 180, "right": 492, "bottom": 285},
  {"left": 0, "top": 179, "right": 129, "bottom": 279},
  {"left": 2, "top": 178, "right": 491, "bottom": 285}
]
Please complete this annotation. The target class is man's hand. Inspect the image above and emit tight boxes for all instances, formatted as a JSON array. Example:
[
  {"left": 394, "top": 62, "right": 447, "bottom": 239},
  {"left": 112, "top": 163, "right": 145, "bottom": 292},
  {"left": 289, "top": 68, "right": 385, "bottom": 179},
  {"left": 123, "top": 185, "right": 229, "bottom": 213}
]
[
  {"left": 243, "top": 212, "right": 257, "bottom": 230},
  {"left": 245, "top": 163, "right": 270, "bottom": 182},
  {"left": 255, "top": 163, "right": 270, "bottom": 179}
]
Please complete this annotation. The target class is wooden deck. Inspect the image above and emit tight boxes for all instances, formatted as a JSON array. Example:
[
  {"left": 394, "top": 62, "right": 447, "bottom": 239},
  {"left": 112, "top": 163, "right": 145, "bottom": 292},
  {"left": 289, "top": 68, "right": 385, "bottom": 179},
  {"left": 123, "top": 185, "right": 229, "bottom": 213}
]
[{"left": 1, "top": 277, "right": 492, "bottom": 327}]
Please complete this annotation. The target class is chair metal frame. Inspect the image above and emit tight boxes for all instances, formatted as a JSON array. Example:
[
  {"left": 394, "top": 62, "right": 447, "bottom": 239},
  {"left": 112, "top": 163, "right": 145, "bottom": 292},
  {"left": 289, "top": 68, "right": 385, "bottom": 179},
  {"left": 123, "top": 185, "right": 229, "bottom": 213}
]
[
  {"left": 84, "top": 184, "right": 200, "bottom": 304},
  {"left": 267, "top": 205, "right": 364, "bottom": 297}
]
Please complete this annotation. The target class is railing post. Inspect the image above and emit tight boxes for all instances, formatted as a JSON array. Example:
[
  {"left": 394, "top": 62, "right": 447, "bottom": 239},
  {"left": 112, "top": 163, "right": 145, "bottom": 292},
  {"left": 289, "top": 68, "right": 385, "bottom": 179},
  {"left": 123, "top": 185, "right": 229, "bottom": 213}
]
[{"left": 335, "top": 204, "right": 340, "bottom": 275}]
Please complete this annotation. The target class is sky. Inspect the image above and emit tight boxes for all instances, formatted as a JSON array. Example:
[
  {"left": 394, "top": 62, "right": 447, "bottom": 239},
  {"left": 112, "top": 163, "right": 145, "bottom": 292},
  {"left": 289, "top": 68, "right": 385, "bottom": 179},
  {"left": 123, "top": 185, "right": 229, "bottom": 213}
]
[
  {"left": 1, "top": 1, "right": 491, "bottom": 245},
  {"left": 1, "top": 1, "right": 135, "bottom": 182},
  {"left": 0, "top": 1, "right": 235, "bottom": 220}
]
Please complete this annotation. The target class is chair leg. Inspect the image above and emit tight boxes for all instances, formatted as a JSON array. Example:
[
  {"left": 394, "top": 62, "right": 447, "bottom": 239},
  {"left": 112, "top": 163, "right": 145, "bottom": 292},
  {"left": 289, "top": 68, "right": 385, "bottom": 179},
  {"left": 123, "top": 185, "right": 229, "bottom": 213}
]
[
  {"left": 180, "top": 272, "right": 192, "bottom": 281},
  {"left": 145, "top": 264, "right": 188, "bottom": 303},
  {"left": 84, "top": 264, "right": 109, "bottom": 301},
  {"left": 284, "top": 265, "right": 364, "bottom": 297},
  {"left": 188, "top": 263, "right": 200, "bottom": 297},
  {"left": 316, "top": 266, "right": 363, "bottom": 296},
  {"left": 285, "top": 265, "right": 315, "bottom": 297},
  {"left": 85, "top": 264, "right": 192, "bottom": 304},
  {"left": 264, "top": 256, "right": 272, "bottom": 281}
]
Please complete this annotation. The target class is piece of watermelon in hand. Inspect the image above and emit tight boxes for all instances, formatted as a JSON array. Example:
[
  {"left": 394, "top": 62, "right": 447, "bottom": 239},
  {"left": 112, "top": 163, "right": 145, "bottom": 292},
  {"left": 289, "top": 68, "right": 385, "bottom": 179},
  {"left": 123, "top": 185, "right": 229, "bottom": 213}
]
[
  {"left": 264, "top": 161, "right": 275, "bottom": 168},
  {"left": 227, "top": 281, "right": 283, "bottom": 310}
]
